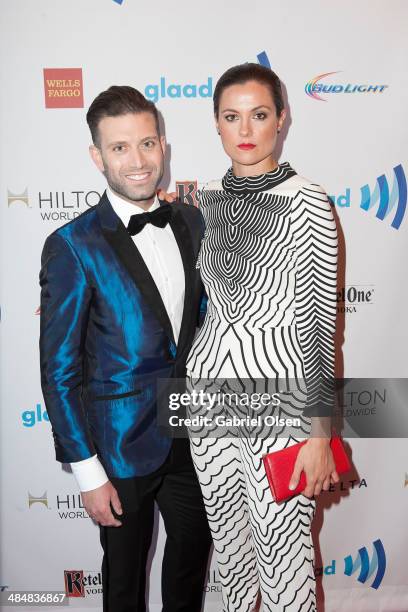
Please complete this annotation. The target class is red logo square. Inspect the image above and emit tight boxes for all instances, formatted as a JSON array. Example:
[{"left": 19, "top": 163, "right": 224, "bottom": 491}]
[
  {"left": 43, "top": 68, "right": 84, "bottom": 109},
  {"left": 64, "top": 570, "right": 85, "bottom": 597}
]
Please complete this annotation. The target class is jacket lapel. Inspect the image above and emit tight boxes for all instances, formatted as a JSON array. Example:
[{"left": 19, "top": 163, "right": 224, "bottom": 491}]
[
  {"left": 167, "top": 203, "right": 196, "bottom": 357},
  {"left": 96, "top": 192, "right": 175, "bottom": 344}
]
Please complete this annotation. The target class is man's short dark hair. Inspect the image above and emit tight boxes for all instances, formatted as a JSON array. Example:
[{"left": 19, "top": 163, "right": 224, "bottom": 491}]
[
  {"left": 86, "top": 85, "right": 160, "bottom": 146},
  {"left": 213, "top": 63, "right": 284, "bottom": 119}
]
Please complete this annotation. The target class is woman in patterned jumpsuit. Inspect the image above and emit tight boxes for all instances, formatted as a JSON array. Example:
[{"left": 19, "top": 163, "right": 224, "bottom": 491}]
[{"left": 186, "top": 63, "right": 339, "bottom": 612}]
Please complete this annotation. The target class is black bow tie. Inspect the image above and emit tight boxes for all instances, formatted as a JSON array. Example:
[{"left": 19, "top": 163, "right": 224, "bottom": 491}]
[{"left": 127, "top": 204, "right": 172, "bottom": 236}]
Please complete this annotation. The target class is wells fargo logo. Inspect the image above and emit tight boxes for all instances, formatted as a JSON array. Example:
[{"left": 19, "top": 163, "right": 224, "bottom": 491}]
[{"left": 43, "top": 68, "right": 84, "bottom": 109}]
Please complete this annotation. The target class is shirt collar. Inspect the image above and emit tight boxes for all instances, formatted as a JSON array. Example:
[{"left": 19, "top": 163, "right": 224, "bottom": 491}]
[{"left": 106, "top": 186, "right": 160, "bottom": 228}]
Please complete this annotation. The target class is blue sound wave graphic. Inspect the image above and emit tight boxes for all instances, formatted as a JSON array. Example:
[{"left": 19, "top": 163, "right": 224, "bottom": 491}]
[
  {"left": 257, "top": 51, "right": 271, "bottom": 69},
  {"left": 344, "top": 539, "right": 386, "bottom": 589},
  {"left": 360, "top": 164, "right": 407, "bottom": 229}
]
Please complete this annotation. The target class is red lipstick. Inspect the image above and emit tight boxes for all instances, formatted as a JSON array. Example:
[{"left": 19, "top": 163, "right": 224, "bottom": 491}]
[{"left": 238, "top": 143, "right": 256, "bottom": 150}]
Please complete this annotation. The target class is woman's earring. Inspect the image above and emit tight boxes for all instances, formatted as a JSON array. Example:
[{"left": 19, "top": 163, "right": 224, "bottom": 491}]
[{"left": 277, "top": 128, "right": 281, "bottom": 134}]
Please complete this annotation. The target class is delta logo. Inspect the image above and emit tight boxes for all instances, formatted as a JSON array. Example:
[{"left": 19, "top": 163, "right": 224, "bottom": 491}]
[
  {"left": 329, "top": 164, "right": 407, "bottom": 230},
  {"left": 144, "top": 50, "right": 271, "bottom": 104},
  {"left": 315, "top": 539, "right": 386, "bottom": 590},
  {"left": 64, "top": 570, "right": 102, "bottom": 597},
  {"left": 305, "top": 71, "right": 388, "bottom": 101},
  {"left": 43, "top": 68, "right": 84, "bottom": 109}
]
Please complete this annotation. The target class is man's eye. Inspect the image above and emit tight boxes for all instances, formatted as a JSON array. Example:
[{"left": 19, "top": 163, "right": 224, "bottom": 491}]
[
  {"left": 143, "top": 140, "right": 155, "bottom": 149},
  {"left": 254, "top": 112, "right": 267, "bottom": 120},
  {"left": 113, "top": 145, "right": 124, "bottom": 152}
]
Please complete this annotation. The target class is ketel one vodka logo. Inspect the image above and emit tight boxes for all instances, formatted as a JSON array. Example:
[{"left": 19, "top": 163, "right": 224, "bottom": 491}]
[
  {"left": 337, "top": 285, "right": 374, "bottom": 314},
  {"left": 64, "top": 570, "right": 102, "bottom": 597}
]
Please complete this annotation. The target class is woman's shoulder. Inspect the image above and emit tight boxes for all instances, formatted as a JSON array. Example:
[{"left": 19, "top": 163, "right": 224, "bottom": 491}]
[
  {"left": 200, "top": 178, "right": 224, "bottom": 192},
  {"left": 274, "top": 172, "right": 327, "bottom": 197}
]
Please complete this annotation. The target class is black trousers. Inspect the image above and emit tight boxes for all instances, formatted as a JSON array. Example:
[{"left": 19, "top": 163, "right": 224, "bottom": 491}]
[{"left": 100, "top": 438, "right": 212, "bottom": 612}]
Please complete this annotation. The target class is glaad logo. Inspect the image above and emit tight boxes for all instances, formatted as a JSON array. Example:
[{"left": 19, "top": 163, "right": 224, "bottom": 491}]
[
  {"left": 360, "top": 164, "right": 407, "bottom": 230},
  {"left": 22, "top": 403, "right": 49, "bottom": 428},
  {"left": 145, "top": 78, "right": 212, "bottom": 104},
  {"left": 256, "top": 51, "right": 271, "bottom": 68},
  {"left": 344, "top": 539, "right": 386, "bottom": 590},
  {"left": 330, "top": 165, "right": 407, "bottom": 230},
  {"left": 7, "top": 188, "right": 29, "bottom": 207},
  {"left": 305, "top": 72, "right": 388, "bottom": 101},
  {"left": 28, "top": 491, "right": 48, "bottom": 508},
  {"left": 316, "top": 539, "right": 386, "bottom": 590},
  {"left": 144, "top": 50, "right": 270, "bottom": 105}
]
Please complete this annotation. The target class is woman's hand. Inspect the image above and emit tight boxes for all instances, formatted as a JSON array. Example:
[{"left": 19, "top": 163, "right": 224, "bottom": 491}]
[
  {"left": 289, "top": 438, "right": 340, "bottom": 498},
  {"left": 157, "top": 188, "right": 177, "bottom": 203}
]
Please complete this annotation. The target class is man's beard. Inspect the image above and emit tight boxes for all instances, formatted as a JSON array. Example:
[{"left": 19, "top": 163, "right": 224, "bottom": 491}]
[{"left": 103, "top": 164, "right": 163, "bottom": 203}]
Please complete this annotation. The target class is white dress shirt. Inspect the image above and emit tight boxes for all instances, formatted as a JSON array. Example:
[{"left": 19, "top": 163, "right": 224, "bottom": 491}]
[{"left": 71, "top": 187, "right": 185, "bottom": 492}]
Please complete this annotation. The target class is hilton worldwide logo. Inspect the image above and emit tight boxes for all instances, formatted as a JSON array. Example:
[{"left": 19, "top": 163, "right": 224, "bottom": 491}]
[
  {"left": 7, "top": 188, "right": 29, "bottom": 207},
  {"left": 28, "top": 491, "right": 48, "bottom": 508},
  {"left": 28, "top": 490, "right": 91, "bottom": 520},
  {"left": 7, "top": 187, "right": 101, "bottom": 222}
]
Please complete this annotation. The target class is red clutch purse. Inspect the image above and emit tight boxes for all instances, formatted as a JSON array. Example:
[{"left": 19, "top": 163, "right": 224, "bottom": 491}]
[{"left": 262, "top": 436, "right": 351, "bottom": 503}]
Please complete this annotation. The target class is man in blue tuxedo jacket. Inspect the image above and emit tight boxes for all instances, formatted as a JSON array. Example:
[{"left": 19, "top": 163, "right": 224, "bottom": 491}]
[{"left": 40, "top": 85, "right": 211, "bottom": 612}]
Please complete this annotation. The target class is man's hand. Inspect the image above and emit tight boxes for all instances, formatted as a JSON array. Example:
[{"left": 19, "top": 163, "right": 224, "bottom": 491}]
[
  {"left": 157, "top": 188, "right": 177, "bottom": 203},
  {"left": 289, "top": 438, "right": 340, "bottom": 498},
  {"left": 81, "top": 481, "right": 123, "bottom": 527}
]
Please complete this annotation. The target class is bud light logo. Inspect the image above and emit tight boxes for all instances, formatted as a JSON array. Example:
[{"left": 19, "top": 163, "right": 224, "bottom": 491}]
[
  {"left": 344, "top": 539, "right": 386, "bottom": 590},
  {"left": 305, "top": 71, "right": 388, "bottom": 101},
  {"left": 330, "top": 165, "right": 407, "bottom": 230}
]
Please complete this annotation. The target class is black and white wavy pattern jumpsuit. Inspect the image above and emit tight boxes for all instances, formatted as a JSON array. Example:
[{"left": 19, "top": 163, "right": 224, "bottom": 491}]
[{"left": 186, "top": 163, "right": 338, "bottom": 611}]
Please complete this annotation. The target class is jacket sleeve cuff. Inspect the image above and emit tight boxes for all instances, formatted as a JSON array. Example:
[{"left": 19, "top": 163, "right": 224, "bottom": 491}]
[{"left": 70, "top": 455, "right": 109, "bottom": 492}]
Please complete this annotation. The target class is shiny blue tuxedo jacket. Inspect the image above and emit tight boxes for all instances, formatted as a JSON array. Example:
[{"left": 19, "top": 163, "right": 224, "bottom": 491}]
[{"left": 39, "top": 192, "right": 205, "bottom": 478}]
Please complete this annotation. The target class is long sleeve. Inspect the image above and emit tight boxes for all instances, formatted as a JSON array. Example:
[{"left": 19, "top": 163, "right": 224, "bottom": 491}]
[
  {"left": 70, "top": 455, "right": 109, "bottom": 492},
  {"left": 292, "top": 184, "right": 338, "bottom": 416},
  {"left": 40, "top": 233, "right": 96, "bottom": 462}
]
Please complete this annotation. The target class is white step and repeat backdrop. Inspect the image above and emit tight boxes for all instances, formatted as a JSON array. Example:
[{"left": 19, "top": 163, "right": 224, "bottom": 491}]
[{"left": 1, "top": 1, "right": 408, "bottom": 611}]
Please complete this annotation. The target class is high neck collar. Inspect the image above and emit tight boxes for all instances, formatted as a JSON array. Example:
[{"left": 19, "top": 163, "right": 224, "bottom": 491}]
[{"left": 221, "top": 162, "right": 297, "bottom": 196}]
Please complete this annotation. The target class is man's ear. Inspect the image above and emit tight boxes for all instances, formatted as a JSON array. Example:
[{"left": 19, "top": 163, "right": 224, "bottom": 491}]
[
  {"left": 160, "top": 135, "right": 166, "bottom": 156},
  {"left": 89, "top": 144, "right": 105, "bottom": 173}
]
